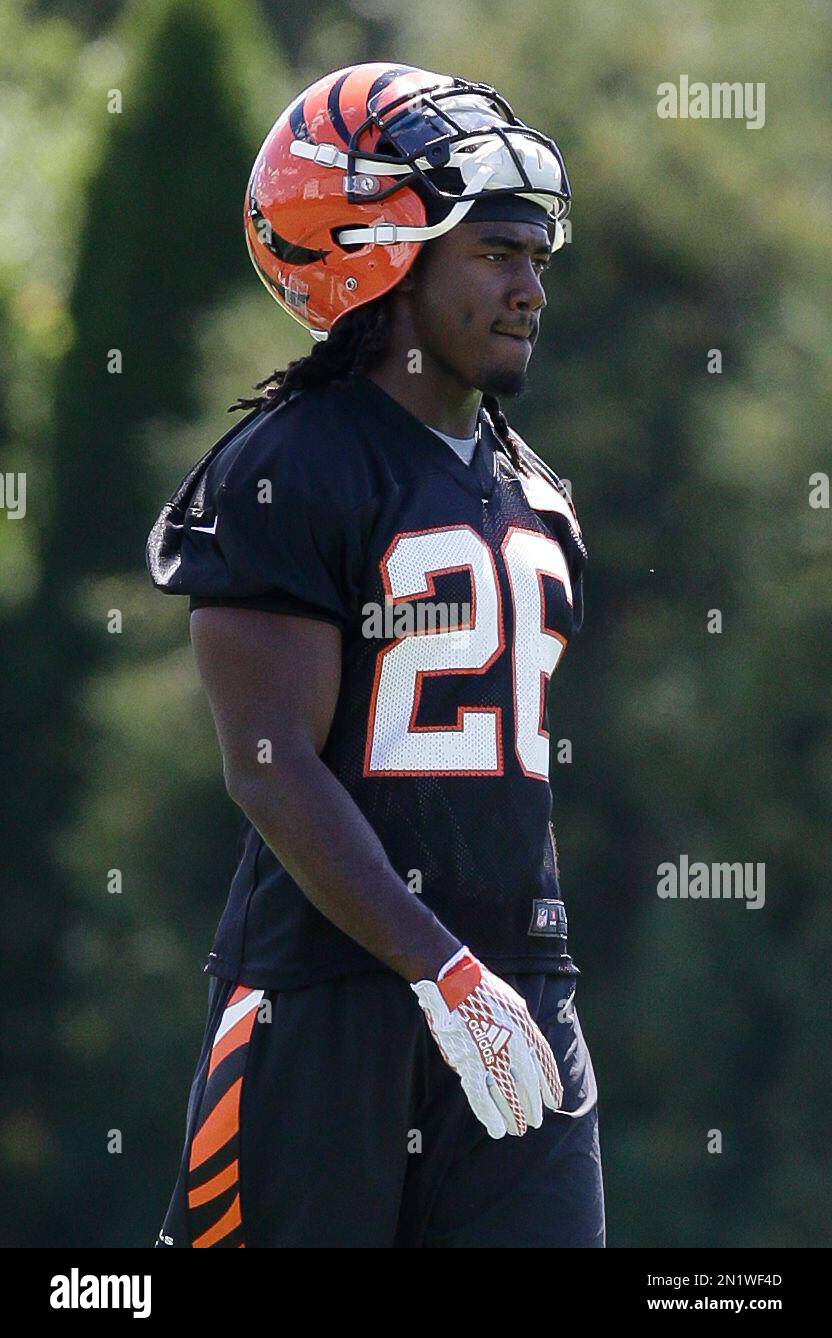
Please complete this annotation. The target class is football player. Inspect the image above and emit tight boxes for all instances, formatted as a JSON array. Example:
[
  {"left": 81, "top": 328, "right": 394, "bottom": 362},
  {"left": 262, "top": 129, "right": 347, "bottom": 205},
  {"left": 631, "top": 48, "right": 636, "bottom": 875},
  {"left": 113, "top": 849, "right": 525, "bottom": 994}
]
[{"left": 148, "top": 63, "right": 604, "bottom": 1248}]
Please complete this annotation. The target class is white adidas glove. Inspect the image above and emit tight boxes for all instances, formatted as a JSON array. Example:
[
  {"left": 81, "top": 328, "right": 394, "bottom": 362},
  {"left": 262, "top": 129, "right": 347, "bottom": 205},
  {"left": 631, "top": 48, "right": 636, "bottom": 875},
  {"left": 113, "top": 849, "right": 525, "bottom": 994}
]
[{"left": 411, "top": 946, "right": 563, "bottom": 1139}]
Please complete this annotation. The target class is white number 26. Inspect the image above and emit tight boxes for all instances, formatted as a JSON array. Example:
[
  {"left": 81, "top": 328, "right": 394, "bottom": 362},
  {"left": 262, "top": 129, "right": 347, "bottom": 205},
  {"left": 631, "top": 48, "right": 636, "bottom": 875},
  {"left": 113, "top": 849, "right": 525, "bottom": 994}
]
[{"left": 365, "top": 524, "right": 572, "bottom": 780}]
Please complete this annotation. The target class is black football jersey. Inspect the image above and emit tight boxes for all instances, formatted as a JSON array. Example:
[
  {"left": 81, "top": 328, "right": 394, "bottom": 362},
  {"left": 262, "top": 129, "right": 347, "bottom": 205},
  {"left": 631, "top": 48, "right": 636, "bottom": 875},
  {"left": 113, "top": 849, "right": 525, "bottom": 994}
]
[{"left": 146, "top": 374, "right": 588, "bottom": 988}]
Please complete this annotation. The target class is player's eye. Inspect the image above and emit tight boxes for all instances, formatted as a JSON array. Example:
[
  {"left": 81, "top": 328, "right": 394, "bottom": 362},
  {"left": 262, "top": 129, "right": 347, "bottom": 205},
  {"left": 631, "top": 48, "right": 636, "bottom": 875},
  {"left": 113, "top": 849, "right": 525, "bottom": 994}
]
[{"left": 483, "top": 253, "right": 551, "bottom": 274}]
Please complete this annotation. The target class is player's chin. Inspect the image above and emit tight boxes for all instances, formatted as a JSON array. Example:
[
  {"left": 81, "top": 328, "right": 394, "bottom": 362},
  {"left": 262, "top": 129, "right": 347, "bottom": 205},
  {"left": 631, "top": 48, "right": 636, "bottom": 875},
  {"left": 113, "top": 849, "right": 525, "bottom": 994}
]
[{"left": 479, "top": 359, "right": 530, "bottom": 399}]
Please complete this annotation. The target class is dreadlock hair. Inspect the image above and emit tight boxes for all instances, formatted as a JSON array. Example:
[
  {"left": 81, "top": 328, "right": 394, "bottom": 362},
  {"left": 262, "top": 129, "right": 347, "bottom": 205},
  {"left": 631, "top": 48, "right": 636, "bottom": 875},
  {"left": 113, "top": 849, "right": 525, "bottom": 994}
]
[{"left": 228, "top": 295, "right": 528, "bottom": 471}]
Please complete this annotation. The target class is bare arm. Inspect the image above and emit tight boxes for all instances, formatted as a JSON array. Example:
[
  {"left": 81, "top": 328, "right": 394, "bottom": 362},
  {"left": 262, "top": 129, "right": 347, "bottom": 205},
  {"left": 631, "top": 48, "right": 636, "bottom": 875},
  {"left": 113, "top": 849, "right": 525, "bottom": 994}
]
[{"left": 189, "top": 606, "right": 460, "bottom": 983}]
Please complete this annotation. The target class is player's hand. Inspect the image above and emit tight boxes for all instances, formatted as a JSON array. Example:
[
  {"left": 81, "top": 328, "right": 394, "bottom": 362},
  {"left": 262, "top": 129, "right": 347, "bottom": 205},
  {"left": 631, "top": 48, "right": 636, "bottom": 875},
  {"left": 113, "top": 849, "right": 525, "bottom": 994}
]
[{"left": 411, "top": 946, "right": 563, "bottom": 1138}]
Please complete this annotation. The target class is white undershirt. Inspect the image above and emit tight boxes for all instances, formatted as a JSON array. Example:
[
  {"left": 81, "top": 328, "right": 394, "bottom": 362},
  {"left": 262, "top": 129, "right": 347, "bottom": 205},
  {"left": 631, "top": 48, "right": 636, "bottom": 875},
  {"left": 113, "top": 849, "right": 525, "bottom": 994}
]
[{"left": 428, "top": 426, "right": 478, "bottom": 466}]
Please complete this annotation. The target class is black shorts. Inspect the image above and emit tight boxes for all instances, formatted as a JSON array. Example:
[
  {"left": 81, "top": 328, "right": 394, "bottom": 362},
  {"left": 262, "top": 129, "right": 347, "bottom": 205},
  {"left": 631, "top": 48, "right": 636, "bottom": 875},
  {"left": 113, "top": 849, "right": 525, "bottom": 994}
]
[{"left": 156, "top": 969, "right": 605, "bottom": 1248}]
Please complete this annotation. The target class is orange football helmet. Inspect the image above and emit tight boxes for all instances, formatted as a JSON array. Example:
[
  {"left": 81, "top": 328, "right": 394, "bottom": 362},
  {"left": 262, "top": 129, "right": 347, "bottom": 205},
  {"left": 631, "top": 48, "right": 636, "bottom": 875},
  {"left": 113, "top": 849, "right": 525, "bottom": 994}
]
[{"left": 244, "top": 63, "right": 570, "bottom": 340}]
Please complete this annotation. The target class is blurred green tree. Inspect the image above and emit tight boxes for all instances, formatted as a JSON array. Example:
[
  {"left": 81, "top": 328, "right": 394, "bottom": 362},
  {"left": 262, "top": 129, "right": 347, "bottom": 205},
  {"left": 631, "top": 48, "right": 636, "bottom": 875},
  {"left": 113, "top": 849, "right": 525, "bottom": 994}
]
[
  {"left": 2, "top": 0, "right": 291, "bottom": 1246},
  {"left": 0, "top": 0, "right": 90, "bottom": 1249}
]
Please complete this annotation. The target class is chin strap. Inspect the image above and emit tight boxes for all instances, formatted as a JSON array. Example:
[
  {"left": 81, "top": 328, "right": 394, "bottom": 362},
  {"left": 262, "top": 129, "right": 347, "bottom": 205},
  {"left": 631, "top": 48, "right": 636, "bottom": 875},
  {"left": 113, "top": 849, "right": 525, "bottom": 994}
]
[
  {"left": 337, "top": 192, "right": 485, "bottom": 247},
  {"left": 290, "top": 139, "right": 411, "bottom": 175}
]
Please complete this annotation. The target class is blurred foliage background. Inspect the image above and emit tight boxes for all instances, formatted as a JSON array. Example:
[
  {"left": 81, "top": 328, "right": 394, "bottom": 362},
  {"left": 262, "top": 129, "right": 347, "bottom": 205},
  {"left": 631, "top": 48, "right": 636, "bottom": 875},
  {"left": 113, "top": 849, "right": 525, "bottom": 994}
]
[{"left": 1, "top": 0, "right": 829, "bottom": 1247}]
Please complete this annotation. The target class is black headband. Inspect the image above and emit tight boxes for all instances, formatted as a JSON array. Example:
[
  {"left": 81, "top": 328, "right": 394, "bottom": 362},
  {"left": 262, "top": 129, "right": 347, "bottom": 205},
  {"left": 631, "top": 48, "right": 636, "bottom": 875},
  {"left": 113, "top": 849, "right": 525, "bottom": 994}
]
[{"left": 462, "top": 194, "right": 552, "bottom": 229}]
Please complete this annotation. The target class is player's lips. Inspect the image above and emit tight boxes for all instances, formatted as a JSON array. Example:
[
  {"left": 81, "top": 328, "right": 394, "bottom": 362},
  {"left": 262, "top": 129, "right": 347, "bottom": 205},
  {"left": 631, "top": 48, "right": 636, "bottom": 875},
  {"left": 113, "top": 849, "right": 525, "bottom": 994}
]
[{"left": 491, "top": 324, "right": 536, "bottom": 347}]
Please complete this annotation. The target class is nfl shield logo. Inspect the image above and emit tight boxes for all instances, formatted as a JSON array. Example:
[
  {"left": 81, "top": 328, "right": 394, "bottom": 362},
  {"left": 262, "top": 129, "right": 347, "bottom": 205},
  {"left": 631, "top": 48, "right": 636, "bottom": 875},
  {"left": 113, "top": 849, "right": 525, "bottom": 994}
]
[{"left": 528, "top": 897, "right": 568, "bottom": 941}]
